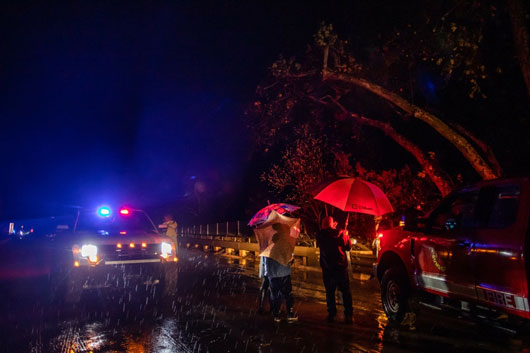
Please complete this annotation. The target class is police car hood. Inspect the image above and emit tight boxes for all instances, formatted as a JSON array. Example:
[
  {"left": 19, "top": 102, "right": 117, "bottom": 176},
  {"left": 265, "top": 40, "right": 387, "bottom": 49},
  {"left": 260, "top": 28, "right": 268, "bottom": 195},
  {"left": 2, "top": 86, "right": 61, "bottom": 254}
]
[{"left": 72, "top": 230, "right": 173, "bottom": 245}]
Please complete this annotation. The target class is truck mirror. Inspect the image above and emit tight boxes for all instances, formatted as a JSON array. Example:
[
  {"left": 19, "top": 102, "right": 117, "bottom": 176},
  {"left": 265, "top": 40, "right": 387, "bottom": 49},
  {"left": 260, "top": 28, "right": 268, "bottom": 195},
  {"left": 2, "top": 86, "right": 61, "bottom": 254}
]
[{"left": 444, "top": 218, "right": 458, "bottom": 231}]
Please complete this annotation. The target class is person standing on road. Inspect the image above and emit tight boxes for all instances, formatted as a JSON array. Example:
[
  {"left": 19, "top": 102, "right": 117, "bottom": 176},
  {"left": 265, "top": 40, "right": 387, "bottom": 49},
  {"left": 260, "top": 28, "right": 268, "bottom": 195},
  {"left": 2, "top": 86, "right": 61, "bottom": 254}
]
[
  {"left": 263, "top": 255, "right": 297, "bottom": 322},
  {"left": 263, "top": 223, "right": 298, "bottom": 323},
  {"left": 316, "top": 216, "right": 353, "bottom": 324},
  {"left": 162, "top": 214, "right": 178, "bottom": 251}
]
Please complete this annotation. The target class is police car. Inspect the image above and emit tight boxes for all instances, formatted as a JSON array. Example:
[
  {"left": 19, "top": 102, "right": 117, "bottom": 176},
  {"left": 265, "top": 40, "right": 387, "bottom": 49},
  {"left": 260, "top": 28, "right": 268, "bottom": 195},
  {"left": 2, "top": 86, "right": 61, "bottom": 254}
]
[
  {"left": 50, "top": 205, "right": 178, "bottom": 302},
  {"left": 375, "top": 178, "right": 530, "bottom": 327}
]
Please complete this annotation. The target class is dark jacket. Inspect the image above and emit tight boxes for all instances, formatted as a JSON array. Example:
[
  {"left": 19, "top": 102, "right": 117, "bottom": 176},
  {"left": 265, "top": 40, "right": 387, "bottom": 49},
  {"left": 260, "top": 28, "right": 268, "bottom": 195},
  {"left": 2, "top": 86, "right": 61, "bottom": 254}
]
[{"left": 316, "top": 228, "right": 352, "bottom": 270}]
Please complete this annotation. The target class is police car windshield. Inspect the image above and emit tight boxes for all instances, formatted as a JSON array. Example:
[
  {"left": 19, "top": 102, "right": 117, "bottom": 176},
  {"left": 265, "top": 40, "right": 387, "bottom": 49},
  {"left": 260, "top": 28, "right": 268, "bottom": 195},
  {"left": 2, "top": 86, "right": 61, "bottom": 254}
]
[{"left": 76, "top": 209, "right": 156, "bottom": 233}]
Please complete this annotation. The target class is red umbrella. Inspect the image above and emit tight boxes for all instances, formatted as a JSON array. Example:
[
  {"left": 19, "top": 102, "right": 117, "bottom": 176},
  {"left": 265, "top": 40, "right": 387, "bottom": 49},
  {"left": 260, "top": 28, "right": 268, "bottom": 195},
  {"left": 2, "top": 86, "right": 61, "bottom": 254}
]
[
  {"left": 248, "top": 203, "right": 300, "bottom": 226},
  {"left": 314, "top": 177, "right": 394, "bottom": 216}
]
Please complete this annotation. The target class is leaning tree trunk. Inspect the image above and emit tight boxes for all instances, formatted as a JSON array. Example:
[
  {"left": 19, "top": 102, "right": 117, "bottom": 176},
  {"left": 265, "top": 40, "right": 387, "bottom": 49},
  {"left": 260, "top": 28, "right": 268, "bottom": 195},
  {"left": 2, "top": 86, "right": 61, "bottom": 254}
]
[
  {"left": 507, "top": 0, "right": 530, "bottom": 102},
  {"left": 323, "top": 71, "right": 501, "bottom": 180},
  {"left": 449, "top": 122, "right": 503, "bottom": 177},
  {"left": 317, "top": 96, "right": 453, "bottom": 196},
  {"left": 353, "top": 114, "right": 453, "bottom": 196}
]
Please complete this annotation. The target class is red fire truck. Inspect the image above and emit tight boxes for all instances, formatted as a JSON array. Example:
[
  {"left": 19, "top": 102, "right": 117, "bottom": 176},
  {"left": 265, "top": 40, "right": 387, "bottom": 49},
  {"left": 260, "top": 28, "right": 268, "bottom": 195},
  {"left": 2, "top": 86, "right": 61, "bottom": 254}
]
[{"left": 375, "top": 177, "right": 530, "bottom": 326}]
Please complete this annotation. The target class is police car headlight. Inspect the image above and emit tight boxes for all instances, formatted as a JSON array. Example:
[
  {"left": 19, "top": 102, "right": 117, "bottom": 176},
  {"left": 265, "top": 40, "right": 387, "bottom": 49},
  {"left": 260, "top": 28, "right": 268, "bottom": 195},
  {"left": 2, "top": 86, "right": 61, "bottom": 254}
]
[
  {"left": 161, "top": 242, "right": 172, "bottom": 257},
  {"left": 81, "top": 244, "right": 98, "bottom": 262}
]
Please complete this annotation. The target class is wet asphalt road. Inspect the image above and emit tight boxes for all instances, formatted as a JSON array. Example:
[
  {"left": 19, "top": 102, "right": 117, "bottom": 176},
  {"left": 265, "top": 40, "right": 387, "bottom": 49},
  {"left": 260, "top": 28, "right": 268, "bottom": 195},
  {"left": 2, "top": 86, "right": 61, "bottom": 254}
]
[{"left": 1, "top": 248, "right": 530, "bottom": 353}]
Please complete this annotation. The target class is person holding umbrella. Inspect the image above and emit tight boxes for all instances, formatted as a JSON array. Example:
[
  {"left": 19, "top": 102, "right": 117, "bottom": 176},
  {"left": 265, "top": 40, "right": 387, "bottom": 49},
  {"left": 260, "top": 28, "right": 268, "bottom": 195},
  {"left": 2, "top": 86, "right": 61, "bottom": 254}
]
[
  {"left": 249, "top": 203, "right": 300, "bottom": 317},
  {"left": 316, "top": 216, "right": 353, "bottom": 324},
  {"left": 313, "top": 177, "right": 394, "bottom": 323},
  {"left": 262, "top": 222, "right": 298, "bottom": 323}
]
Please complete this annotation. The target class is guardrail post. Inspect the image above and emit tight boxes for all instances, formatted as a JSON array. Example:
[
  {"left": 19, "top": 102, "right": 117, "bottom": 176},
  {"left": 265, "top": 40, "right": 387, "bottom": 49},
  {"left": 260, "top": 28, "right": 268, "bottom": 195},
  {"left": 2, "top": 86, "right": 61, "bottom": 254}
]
[
  {"left": 226, "top": 221, "right": 229, "bottom": 236},
  {"left": 237, "top": 221, "right": 240, "bottom": 235},
  {"left": 216, "top": 223, "right": 219, "bottom": 235},
  {"left": 206, "top": 224, "right": 209, "bottom": 235}
]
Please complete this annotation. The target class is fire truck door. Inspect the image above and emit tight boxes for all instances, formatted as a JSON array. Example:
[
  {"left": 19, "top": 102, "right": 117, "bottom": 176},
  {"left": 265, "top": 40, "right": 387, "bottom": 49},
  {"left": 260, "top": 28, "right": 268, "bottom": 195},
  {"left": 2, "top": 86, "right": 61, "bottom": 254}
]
[
  {"left": 473, "top": 183, "right": 529, "bottom": 315},
  {"left": 418, "top": 188, "right": 479, "bottom": 301}
]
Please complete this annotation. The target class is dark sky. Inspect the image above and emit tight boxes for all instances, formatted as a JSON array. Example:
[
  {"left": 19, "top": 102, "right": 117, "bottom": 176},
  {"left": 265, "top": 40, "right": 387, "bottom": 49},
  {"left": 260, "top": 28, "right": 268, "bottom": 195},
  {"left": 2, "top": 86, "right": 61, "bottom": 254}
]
[{"left": 1, "top": 1, "right": 390, "bottom": 219}]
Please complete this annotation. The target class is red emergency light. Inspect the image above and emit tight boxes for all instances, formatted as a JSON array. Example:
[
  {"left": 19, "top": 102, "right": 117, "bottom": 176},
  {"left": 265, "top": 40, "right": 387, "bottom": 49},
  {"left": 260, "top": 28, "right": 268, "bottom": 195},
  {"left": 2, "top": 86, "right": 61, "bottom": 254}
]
[{"left": 119, "top": 208, "right": 130, "bottom": 215}]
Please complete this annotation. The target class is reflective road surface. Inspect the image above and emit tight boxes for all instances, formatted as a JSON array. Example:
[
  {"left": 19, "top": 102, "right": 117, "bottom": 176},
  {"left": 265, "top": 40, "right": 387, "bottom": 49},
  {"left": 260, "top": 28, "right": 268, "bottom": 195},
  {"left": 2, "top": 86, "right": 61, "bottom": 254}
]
[{"left": 1, "top": 248, "right": 530, "bottom": 353}]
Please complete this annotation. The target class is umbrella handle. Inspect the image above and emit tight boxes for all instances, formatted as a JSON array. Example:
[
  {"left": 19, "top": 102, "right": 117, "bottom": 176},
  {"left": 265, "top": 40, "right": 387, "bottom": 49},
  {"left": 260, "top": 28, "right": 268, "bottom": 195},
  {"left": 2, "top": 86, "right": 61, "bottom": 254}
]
[{"left": 344, "top": 213, "right": 349, "bottom": 229}]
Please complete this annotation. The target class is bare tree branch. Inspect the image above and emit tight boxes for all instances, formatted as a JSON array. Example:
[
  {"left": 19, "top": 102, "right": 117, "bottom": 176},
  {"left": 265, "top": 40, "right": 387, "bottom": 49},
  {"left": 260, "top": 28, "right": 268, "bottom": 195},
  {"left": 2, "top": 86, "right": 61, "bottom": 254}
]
[
  {"left": 308, "top": 94, "right": 453, "bottom": 196},
  {"left": 449, "top": 122, "right": 503, "bottom": 177},
  {"left": 322, "top": 71, "right": 500, "bottom": 180}
]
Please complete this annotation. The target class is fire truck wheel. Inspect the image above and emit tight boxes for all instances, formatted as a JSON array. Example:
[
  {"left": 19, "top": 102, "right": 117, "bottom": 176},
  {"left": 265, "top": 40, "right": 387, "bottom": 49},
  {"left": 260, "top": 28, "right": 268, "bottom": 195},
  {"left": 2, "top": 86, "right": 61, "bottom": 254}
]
[{"left": 381, "top": 267, "right": 410, "bottom": 323}]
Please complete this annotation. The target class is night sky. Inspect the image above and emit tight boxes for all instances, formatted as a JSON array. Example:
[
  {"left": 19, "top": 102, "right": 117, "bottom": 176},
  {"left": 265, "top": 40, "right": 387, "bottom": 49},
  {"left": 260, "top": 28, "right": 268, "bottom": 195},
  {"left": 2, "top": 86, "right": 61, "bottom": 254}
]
[
  {"left": 1, "top": 1, "right": 386, "bottom": 220},
  {"left": 4, "top": 1, "right": 505, "bottom": 222}
]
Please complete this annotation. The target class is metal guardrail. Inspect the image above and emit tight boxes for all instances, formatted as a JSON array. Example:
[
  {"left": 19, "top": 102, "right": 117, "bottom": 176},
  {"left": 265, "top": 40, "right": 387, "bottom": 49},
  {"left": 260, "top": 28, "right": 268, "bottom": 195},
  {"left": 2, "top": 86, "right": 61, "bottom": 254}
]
[
  {"left": 178, "top": 221, "right": 250, "bottom": 237},
  {"left": 178, "top": 233, "right": 375, "bottom": 274},
  {"left": 178, "top": 220, "right": 316, "bottom": 247}
]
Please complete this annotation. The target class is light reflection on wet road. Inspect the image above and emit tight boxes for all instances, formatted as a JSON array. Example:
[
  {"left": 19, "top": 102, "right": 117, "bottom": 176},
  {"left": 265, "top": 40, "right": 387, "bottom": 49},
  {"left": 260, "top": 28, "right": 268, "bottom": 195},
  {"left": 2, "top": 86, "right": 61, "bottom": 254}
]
[{"left": 1, "top": 248, "right": 529, "bottom": 352}]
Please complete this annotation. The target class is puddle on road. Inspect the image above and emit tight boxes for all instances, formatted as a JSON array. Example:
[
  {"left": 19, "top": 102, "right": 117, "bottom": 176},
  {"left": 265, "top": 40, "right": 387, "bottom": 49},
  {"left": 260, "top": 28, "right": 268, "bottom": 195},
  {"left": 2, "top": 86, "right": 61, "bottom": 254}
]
[{"left": 49, "top": 318, "right": 193, "bottom": 353}]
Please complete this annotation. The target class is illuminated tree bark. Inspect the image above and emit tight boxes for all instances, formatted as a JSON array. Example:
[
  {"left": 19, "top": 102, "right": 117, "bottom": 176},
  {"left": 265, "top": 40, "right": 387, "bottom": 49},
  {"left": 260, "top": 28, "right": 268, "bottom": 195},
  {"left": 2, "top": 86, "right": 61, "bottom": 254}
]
[
  {"left": 322, "top": 70, "right": 500, "bottom": 180},
  {"left": 309, "top": 95, "right": 453, "bottom": 196},
  {"left": 449, "top": 122, "right": 503, "bottom": 177}
]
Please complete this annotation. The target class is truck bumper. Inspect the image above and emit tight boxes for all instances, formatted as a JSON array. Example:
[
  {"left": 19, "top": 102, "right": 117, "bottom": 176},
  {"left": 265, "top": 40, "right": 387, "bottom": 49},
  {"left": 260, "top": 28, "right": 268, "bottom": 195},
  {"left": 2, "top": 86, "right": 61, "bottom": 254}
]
[{"left": 71, "top": 262, "right": 168, "bottom": 290}]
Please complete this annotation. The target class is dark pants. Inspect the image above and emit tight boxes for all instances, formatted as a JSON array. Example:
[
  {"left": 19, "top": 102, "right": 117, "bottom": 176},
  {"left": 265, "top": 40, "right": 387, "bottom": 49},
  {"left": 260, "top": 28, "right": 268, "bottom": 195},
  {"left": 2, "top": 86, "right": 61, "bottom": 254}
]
[
  {"left": 258, "top": 276, "right": 270, "bottom": 310},
  {"left": 268, "top": 275, "right": 294, "bottom": 315},
  {"left": 322, "top": 268, "right": 353, "bottom": 317}
]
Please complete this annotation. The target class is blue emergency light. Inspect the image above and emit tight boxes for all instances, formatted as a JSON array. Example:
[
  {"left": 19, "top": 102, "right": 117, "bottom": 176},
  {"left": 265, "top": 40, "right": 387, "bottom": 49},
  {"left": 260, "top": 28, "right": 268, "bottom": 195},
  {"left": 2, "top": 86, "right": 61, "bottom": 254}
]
[{"left": 97, "top": 206, "right": 111, "bottom": 217}]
